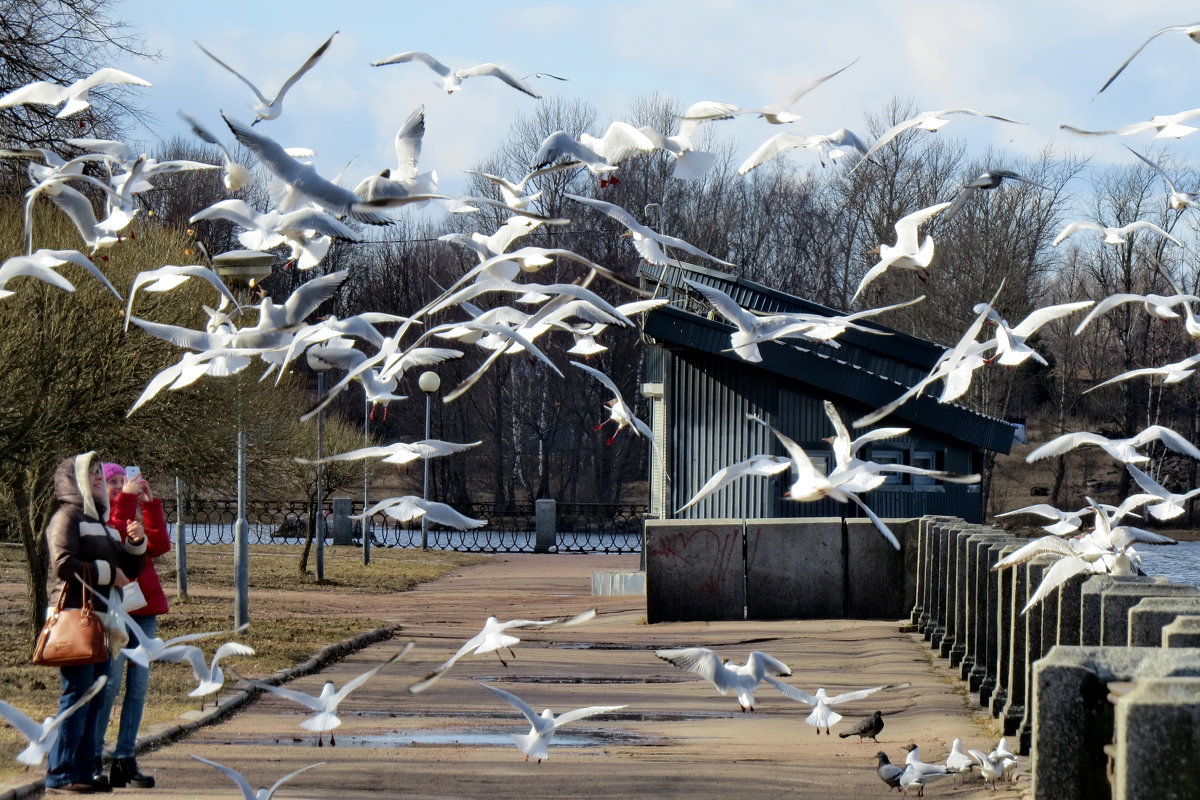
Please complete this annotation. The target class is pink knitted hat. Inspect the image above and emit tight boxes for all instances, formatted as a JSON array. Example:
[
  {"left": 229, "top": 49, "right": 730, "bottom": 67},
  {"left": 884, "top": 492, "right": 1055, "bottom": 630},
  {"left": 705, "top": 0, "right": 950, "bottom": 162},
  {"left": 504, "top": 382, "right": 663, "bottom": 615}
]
[{"left": 102, "top": 462, "right": 126, "bottom": 482}]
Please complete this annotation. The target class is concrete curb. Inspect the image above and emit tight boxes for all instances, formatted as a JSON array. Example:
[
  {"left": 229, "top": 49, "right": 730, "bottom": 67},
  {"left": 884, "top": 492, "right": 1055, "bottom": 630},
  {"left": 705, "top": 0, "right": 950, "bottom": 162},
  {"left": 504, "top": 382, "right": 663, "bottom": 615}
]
[{"left": 8, "top": 623, "right": 402, "bottom": 799}]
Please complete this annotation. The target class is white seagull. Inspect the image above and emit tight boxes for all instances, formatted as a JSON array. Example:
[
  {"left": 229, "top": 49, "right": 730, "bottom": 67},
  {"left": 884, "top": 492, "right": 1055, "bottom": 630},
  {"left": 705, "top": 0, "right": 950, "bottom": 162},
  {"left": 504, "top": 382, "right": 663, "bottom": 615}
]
[
  {"left": 979, "top": 299, "right": 1094, "bottom": 366},
  {"left": 221, "top": 114, "right": 392, "bottom": 226},
  {"left": 0, "top": 68, "right": 151, "bottom": 118},
  {"left": 969, "top": 748, "right": 1004, "bottom": 790},
  {"left": 190, "top": 756, "right": 325, "bottom": 800},
  {"left": 371, "top": 51, "right": 541, "bottom": 98},
  {"left": 1085, "top": 354, "right": 1200, "bottom": 393},
  {"left": 296, "top": 439, "right": 479, "bottom": 466},
  {"left": 353, "top": 105, "right": 439, "bottom": 202},
  {"left": 1025, "top": 425, "right": 1200, "bottom": 465},
  {"left": 1095, "top": 22, "right": 1200, "bottom": 96},
  {"left": 183, "top": 641, "right": 256, "bottom": 708},
  {"left": 1072, "top": 289, "right": 1199, "bottom": 333},
  {"left": 856, "top": 108, "right": 1024, "bottom": 169},
  {"left": 763, "top": 678, "right": 907, "bottom": 734},
  {"left": 1052, "top": 219, "right": 1183, "bottom": 248},
  {"left": 0, "top": 676, "right": 106, "bottom": 766},
  {"left": 529, "top": 131, "right": 620, "bottom": 186},
  {"left": 408, "top": 609, "right": 597, "bottom": 693},
  {"left": 655, "top": 647, "right": 792, "bottom": 712},
  {"left": 571, "top": 361, "right": 654, "bottom": 446},
  {"left": 247, "top": 645, "right": 413, "bottom": 745},
  {"left": 480, "top": 683, "right": 625, "bottom": 763},
  {"left": 851, "top": 202, "right": 952, "bottom": 303},
  {"left": 124, "top": 265, "right": 241, "bottom": 330},
  {"left": 675, "top": 454, "right": 791, "bottom": 513},
  {"left": 995, "top": 502, "right": 1099, "bottom": 536},
  {"left": 943, "top": 169, "right": 1052, "bottom": 222},
  {"left": 565, "top": 193, "right": 734, "bottom": 267},
  {"left": 900, "top": 744, "right": 952, "bottom": 797},
  {"left": 1124, "top": 464, "right": 1200, "bottom": 521},
  {"left": 684, "top": 278, "right": 824, "bottom": 362},
  {"left": 1124, "top": 145, "right": 1199, "bottom": 210},
  {"left": 0, "top": 248, "right": 120, "bottom": 300},
  {"left": 350, "top": 496, "right": 486, "bottom": 531},
  {"left": 682, "top": 59, "right": 859, "bottom": 125},
  {"left": 196, "top": 32, "right": 337, "bottom": 124},
  {"left": 944, "top": 738, "right": 975, "bottom": 782},
  {"left": 178, "top": 111, "right": 252, "bottom": 191},
  {"left": 739, "top": 127, "right": 869, "bottom": 174},
  {"left": 1062, "top": 107, "right": 1200, "bottom": 140}
]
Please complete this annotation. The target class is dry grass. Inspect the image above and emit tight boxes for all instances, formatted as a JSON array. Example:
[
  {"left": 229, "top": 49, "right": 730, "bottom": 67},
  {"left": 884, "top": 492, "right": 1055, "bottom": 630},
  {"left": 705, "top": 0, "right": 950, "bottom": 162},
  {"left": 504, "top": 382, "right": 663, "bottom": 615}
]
[{"left": 0, "top": 544, "right": 488, "bottom": 781}]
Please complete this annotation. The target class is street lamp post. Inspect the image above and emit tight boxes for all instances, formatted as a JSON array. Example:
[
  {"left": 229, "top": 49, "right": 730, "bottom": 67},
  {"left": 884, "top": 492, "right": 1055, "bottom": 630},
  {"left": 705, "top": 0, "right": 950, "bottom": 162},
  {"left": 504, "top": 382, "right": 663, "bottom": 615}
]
[
  {"left": 213, "top": 249, "right": 275, "bottom": 630},
  {"left": 418, "top": 370, "right": 441, "bottom": 550}
]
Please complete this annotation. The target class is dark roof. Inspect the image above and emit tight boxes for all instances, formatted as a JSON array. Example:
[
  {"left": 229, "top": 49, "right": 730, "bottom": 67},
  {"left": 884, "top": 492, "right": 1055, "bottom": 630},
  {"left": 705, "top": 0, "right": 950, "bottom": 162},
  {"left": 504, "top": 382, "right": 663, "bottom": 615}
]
[{"left": 639, "top": 261, "right": 1015, "bottom": 454}]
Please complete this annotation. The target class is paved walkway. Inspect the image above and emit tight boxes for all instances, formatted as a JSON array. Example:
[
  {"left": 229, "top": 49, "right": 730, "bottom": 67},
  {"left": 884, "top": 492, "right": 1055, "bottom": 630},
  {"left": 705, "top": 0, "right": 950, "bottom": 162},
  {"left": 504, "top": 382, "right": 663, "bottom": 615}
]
[{"left": 89, "top": 555, "right": 1023, "bottom": 799}]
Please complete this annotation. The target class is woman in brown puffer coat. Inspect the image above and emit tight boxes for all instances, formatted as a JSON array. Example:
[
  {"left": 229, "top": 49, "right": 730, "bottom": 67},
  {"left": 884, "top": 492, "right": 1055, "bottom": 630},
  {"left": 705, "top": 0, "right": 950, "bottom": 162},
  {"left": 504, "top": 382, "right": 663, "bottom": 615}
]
[{"left": 43, "top": 452, "right": 146, "bottom": 795}]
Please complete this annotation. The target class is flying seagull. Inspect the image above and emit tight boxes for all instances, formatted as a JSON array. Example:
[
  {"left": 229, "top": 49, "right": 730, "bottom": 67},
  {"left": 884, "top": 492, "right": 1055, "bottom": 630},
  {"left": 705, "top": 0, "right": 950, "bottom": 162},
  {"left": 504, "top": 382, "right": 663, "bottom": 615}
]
[
  {"left": 1095, "top": 22, "right": 1200, "bottom": 97},
  {"left": 0, "top": 676, "right": 106, "bottom": 765},
  {"left": 190, "top": 756, "right": 325, "bottom": 800},
  {"left": 371, "top": 51, "right": 541, "bottom": 98},
  {"left": 655, "top": 647, "right": 792, "bottom": 712},
  {"left": 0, "top": 68, "right": 150, "bottom": 118},
  {"left": 196, "top": 32, "right": 338, "bottom": 124},
  {"left": 480, "top": 683, "right": 625, "bottom": 763}
]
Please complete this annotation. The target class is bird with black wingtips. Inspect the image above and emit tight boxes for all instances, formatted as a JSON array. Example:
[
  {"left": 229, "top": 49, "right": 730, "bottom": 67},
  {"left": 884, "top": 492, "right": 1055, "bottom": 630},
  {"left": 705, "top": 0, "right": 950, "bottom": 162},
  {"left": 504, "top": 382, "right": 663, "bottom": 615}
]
[
  {"left": 839, "top": 710, "right": 884, "bottom": 742},
  {"left": 875, "top": 751, "right": 903, "bottom": 792}
]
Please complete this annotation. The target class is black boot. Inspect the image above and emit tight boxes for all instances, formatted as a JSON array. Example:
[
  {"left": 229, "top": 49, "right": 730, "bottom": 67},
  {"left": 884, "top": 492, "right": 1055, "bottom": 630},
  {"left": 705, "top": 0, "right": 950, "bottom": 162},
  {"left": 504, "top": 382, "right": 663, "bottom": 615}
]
[{"left": 110, "top": 757, "right": 155, "bottom": 789}]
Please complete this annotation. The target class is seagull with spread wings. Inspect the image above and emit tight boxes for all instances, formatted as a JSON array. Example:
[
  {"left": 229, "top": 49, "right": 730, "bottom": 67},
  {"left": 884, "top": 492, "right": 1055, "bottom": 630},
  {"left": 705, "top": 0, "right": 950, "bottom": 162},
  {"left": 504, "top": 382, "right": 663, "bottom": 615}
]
[
  {"left": 1095, "top": 22, "right": 1200, "bottom": 96},
  {"left": 1025, "top": 424, "right": 1200, "bottom": 465},
  {"left": 408, "top": 610, "right": 597, "bottom": 693},
  {"left": 371, "top": 51, "right": 541, "bottom": 98},
  {"left": 0, "top": 68, "right": 150, "bottom": 118},
  {"left": 191, "top": 756, "right": 325, "bottom": 800},
  {"left": 851, "top": 202, "right": 952, "bottom": 303},
  {"left": 0, "top": 676, "right": 106, "bottom": 766},
  {"left": 246, "top": 645, "right": 413, "bottom": 746},
  {"left": 656, "top": 647, "right": 792, "bottom": 712},
  {"left": 196, "top": 31, "right": 337, "bottom": 124},
  {"left": 763, "top": 678, "right": 909, "bottom": 734},
  {"left": 854, "top": 108, "right": 1024, "bottom": 170},
  {"left": 682, "top": 58, "right": 859, "bottom": 125},
  {"left": 480, "top": 683, "right": 625, "bottom": 763},
  {"left": 564, "top": 193, "right": 735, "bottom": 267}
]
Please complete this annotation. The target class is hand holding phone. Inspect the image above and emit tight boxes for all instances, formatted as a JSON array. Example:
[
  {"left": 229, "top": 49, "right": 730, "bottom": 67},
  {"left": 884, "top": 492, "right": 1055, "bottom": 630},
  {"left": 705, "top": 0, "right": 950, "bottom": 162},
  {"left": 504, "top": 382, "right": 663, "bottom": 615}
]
[{"left": 125, "top": 465, "right": 142, "bottom": 481}]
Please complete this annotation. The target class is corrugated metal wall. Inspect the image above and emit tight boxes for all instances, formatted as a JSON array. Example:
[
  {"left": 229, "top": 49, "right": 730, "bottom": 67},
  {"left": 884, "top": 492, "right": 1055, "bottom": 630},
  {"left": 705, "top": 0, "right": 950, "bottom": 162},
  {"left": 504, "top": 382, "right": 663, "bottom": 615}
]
[{"left": 664, "top": 348, "right": 985, "bottom": 522}]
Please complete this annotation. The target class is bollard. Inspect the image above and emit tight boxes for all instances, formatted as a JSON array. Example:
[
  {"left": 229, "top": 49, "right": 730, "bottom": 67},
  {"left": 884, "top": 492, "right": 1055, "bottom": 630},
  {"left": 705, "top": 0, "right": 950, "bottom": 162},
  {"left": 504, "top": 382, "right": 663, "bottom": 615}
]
[
  {"left": 534, "top": 498, "right": 556, "bottom": 553},
  {"left": 1000, "top": 552, "right": 1032, "bottom": 730},
  {"left": 331, "top": 497, "right": 355, "bottom": 545},
  {"left": 979, "top": 541, "right": 1017, "bottom": 707},
  {"left": 1099, "top": 582, "right": 1199, "bottom": 646},
  {"left": 1112, "top": 678, "right": 1200, "bottom": 800},
  {"left": 1127, "top": 597, "right": 1200, "bottom": 647},
  {"left": 1080, "top": 575, "right": 1152, "bottom": 646},
  {"left": 1162, "top": 615, "right": 1200, "bottom": 647},
  {"left": 1015, "top": 555, "right": 1058, "bottom": 754},
  {"left": 989, "top": 542, "right": 1022, "bottom": 715}
]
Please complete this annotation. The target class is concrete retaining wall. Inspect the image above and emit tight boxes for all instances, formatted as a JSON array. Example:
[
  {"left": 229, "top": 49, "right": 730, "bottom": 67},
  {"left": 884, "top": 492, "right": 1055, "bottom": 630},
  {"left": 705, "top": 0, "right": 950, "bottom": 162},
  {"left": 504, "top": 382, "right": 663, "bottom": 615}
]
[
  {"left": 645, "top": 517, "right": 917, "bottom": 623},
  {"left": 907, "top": 516, "right": 1200, "bottom": 800}
]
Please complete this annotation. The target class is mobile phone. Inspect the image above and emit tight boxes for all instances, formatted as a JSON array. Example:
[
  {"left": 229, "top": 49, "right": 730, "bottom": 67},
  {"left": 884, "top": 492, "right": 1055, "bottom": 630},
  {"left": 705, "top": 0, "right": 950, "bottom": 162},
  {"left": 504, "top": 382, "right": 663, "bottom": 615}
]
[{"left": 125, "top": 465, "right": 142, "bottom": 481}]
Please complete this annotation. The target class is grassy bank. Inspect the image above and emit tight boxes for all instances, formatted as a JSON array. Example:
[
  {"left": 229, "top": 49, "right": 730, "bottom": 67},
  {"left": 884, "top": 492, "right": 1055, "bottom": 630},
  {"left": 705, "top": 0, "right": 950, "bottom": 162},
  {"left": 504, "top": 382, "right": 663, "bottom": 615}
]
[{"left": 0, "top": 544, "right": 488, "bottom": 780}]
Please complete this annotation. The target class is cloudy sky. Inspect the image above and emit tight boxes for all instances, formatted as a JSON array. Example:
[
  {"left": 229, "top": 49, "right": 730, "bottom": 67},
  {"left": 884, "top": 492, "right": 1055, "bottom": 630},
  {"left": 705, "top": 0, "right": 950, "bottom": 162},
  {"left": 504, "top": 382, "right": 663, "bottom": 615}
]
[{"left": 109, "top": 0, "right": 1200, "bottom": 196}]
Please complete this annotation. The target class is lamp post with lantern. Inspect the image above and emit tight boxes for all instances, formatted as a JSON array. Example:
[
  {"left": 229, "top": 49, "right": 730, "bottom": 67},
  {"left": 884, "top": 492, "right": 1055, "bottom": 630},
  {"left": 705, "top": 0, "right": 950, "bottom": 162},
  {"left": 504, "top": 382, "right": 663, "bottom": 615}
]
[
  {"left": 212, "top": 249, "right": 274, "bottom": 629},
  {"left": 418, "top": 370, "right": 441, "bottom": 550}
]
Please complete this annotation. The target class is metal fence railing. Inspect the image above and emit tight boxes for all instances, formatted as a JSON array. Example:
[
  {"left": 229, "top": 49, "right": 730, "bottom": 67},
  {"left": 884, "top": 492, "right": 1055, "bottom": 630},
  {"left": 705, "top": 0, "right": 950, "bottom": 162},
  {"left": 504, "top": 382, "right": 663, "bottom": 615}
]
[{"left": 0, "top": 499, "right": 649, "bottom": 554}]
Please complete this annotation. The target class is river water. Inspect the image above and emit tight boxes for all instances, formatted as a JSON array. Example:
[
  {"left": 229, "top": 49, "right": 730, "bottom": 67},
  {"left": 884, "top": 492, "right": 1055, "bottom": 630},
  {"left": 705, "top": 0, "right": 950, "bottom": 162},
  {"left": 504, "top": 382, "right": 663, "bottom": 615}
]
[{"left": 1135, "top": 540, "right": 1200, "bottom": 587}]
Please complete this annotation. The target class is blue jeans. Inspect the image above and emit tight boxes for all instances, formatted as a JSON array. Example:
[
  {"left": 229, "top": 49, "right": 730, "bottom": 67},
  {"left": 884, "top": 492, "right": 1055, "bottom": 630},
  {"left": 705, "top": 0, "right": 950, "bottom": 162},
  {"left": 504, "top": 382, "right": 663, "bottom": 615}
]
[
  {"left": 95, "top": 614, "right": 156, "bottom": 760},
  {"left": 46, "top": 659, "right": 108, "bottom": 788}
]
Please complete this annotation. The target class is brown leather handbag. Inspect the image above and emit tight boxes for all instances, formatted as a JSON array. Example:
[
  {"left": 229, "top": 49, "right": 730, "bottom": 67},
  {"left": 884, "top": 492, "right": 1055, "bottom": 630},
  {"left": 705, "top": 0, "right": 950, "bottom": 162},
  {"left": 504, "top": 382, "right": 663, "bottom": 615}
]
[{"left": 32, "top": 565, "right": 109, "bottom": 667}]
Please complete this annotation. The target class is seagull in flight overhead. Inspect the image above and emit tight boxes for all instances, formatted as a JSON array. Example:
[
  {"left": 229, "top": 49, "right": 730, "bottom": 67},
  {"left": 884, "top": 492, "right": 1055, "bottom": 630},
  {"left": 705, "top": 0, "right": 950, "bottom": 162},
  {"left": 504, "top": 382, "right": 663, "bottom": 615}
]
[
  {"left": 1025, "top": 424, "right": 1200, "bottom": 465},
  {"left": 371, "top": 51, "right": 541, "bottom": 98},
  {"left": 480, "top": 683, "right": 625, "bottom": 763},
  {"left": 1071, "top": 289, "right": 1200, "bottom": 333},
  {"left": 1123, "top": 145, "right": 1200, "bottom": 210},
  {"left": 1085, "top": 353, "right": 1200, "bottom": 393},
  {"left": 1061, "top": 107, "right": 1200, "bottom": 140},
  {"left": 564, "top": 193, "right": 734, "bottom": 267},
  {"left": 183, "top": 641, "right": 256, "bottom": 708},
  {"left": 855, "top": 108, "right": 1024, "bottom": 170},
  {"left": 571, "top": 360, "right": 655, "bottom": 446},
  {"left": 1123, "top": 463, "right": 1200, "bottom": 521},
  {"left": 763, "top": 678, "right": 908, "bottom": 734},
  {"left": 178, "top": 111, "right": 252, "bottom": 191},
  {"left": 995, "top": 502, "right": 1101, "bottom": 536},
  {"left": 1095, "top": 22, "right": 1200, "bottom": 96},
  {"left": 977, "top": 299, "right": 1094, "bottom": 366},
  {"left": 407, "top": 609, "right": 597, "bottom": 693},
  {"left": 196, "top": 32, "right": 337, "bottom": 124},
  {"left": 942, "top": 169, "right": 1051, "bottom": 222},
  {"left": 681, "top": 58, "right": 859, "bottom": 125},
  {"left": 222, "top": 114, "right": 392, "bottom": 226},
  {"left": 1052, "top": 219, "right": 1183, "bottom": 248},
  {"left": 351, "top": 496, "right": 486, "bottom": 531},
  {"left": 246, "top": 645, "right": 413, "bottom": 746},
  {"left": 296, "top": 439, "right": 479, "bottom": 466},
  {"left": 190, "top": 756, "right": 325, "bottom": 800},
  {"left": 851, "top": 202, "right": 952, "bottom": 303},
  {"left": 738, "top": 127, "right": 869, "bottom": 174},
  {"left": 124, "top": 264, "right": 241, "bottom": 330},
  {"left": 0, "top": 676, "right": 106, "bottom": 765},
  {"left": 656, "top": 648, "right": 792, "bottom": 712},
  {"left": 0, "top": 68, "right": 151, "bottom": 118}
]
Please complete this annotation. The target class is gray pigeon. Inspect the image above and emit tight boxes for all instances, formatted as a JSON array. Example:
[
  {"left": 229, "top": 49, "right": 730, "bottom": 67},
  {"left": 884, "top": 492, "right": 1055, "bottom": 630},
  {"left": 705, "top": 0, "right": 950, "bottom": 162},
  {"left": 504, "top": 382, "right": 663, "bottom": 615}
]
[
  {"left": 840, "top": 709, "right": 885, "bottom": 742},
  {"left": 875, "top": 751, "right": 903, "bottom": 792}
]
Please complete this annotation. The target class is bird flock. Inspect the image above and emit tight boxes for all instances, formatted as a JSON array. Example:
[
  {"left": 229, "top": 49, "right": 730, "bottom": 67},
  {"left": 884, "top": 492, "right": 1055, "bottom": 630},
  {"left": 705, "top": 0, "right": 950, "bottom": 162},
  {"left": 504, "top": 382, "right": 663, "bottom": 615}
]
[{"left": 4, "top": 12, "right": 1200, "bottom": 795}]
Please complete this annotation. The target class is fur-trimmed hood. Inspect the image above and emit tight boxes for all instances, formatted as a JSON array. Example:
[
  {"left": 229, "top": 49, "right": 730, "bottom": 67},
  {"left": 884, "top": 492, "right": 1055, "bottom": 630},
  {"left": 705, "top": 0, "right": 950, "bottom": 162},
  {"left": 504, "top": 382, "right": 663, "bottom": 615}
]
[{"left": 52, "top": 451, "right": 106, "bottom": 521}]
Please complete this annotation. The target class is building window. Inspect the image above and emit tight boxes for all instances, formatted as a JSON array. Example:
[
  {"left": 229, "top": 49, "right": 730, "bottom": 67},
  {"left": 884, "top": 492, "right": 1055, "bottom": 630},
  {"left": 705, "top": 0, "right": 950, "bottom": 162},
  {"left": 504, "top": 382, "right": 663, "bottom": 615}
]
[
  {"left": 871, "top": 450, "right": 904, "bottom": 485},
  {"left": 911, "top": 450, "right": 937, "bottom": 485}
]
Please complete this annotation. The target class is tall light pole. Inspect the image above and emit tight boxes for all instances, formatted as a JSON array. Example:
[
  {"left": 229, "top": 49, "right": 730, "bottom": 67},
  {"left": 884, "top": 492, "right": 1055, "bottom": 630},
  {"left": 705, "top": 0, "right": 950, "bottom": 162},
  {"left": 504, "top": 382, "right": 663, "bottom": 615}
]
[
  {"left": 418, "top": 370, "right": 441, "bottom": 550},
  {"left": 213, "top": 249, "right": 274, "bottom": 629},
  {"left": 362, "top": 396, "right": 372, "bottom": 564}
]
